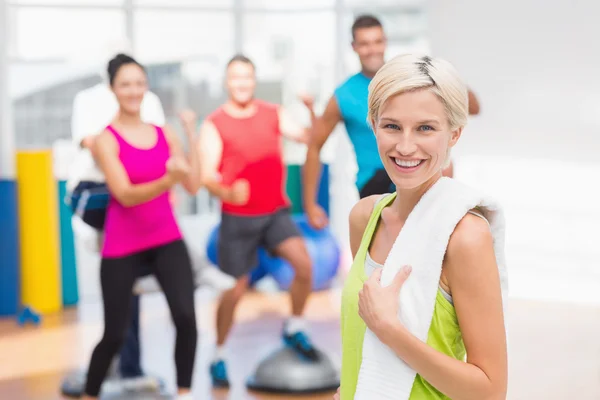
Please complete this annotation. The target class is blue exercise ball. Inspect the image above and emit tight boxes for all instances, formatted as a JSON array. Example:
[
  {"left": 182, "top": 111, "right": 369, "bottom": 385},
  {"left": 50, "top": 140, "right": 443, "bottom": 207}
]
[
  {"left": 205, "top": 224, "right": 268, "bottom": 286},
  {"left": 259, "top": 215, "right": 340, "bottom": 291},
  {"left": 205, "top": 215, "right": 340, "bottom": 290}
]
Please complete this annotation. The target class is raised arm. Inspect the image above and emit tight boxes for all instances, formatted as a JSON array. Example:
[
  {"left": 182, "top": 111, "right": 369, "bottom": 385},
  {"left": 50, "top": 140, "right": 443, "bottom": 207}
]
[
  {"left": 163, "top": 123, "right": 200, "bottom": 195},
  {"left": 376, "top": 214, "right": 507, "bottom": 400},
  {"left": 302, "top": 95, "right": 342, "bottom": 228},
  {"left": 92, "top": 131, "right": 185, "bottom": 208},
  {"left": 277, "top": 106, "right": 312, "bottom": 144},
  {"left": 468, "top": 89, "right": 480, "bottom": 115}
]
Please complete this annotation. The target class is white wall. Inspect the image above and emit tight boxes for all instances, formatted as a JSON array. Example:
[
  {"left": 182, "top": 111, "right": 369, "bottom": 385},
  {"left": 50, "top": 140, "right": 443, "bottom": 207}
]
[{"left": 426, "top": 0, "right": 600, "bottom": 164}]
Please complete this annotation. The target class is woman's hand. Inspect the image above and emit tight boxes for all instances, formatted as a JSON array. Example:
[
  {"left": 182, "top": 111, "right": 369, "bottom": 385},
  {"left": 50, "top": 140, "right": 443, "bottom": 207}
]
[
  {"left": 166, "top": 156, "right": 190, "bottom": 184},
  {"left": 333, "top": 386, "right": 340, "bottom": 400},
  {"left": 358, "top": 266, "right": 412, "bottom": 337}
]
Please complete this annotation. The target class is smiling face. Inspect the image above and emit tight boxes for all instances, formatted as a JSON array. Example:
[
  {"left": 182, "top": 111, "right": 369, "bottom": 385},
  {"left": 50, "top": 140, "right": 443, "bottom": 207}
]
[
  {"left": 111, "top": 63, "right": 148, "bottom": 115},
  {"left": 352, "top": 26, "right": 387, "bottom": 76},
  {"left": 374, "top": 89, "right": 462, "bottom": 190},
  {"left": 226, "top": 60, "right": 256, "bottom": 106}
]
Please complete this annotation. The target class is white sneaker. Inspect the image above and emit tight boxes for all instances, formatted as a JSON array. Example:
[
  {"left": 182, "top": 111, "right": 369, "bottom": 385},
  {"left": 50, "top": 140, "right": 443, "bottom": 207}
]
[
  {"left": 197, "top": 267, "right": 236, "bottom": 292},
  {"left": 119, "top": 375, "right": 162, "bottom": 392},
  {"left": 132, "top": 276, "right": 161, "bottom": 295}
]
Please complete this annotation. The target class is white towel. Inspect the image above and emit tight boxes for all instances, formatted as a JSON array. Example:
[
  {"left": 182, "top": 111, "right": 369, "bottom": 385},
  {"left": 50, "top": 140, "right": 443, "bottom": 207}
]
[{"left": 354, "top": 177, "right": 508, "bottom": 399}]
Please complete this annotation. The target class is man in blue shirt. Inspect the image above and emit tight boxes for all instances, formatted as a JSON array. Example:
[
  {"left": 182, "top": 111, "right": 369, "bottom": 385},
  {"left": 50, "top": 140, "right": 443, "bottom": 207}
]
[
  {"left": 302, "top": 15, "right": 479, "bottom": 229},
  {"left": 302, "top": 15, "right": 389, "bottom": 229}
]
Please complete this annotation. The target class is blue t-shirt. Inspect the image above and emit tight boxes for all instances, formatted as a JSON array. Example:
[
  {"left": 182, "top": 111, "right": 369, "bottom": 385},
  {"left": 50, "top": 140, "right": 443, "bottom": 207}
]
[{"left": 334, "top": 73, "right": 384, "bottom": 190}]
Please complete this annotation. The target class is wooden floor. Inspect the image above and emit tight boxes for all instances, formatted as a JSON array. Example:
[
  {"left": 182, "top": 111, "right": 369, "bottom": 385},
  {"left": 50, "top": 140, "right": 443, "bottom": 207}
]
[{"left": 1, "top": 288, "right": 600, "bottom": 400}]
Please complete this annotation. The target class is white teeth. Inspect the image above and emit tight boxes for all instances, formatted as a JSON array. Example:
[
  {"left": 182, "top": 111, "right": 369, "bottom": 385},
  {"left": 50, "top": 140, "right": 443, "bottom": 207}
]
[{"left": 394, "top": 159, "right": 422, "bottom": 168}]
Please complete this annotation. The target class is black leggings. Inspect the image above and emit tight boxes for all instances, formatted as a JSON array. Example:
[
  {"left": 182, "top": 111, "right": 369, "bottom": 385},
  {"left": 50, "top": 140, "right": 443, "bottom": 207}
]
[{"left": 84, "top": 240, "right": 197, "bottom": 397}]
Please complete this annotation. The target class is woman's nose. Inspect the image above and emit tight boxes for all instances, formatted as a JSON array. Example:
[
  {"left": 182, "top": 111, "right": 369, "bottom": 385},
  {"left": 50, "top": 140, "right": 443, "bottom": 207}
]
[{"left": 395, "top": 134, "right": 418, "bottom": 156}]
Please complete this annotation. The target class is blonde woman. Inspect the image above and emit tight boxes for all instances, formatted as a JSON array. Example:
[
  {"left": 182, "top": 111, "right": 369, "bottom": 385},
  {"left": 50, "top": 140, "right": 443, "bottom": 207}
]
[{"left": 337, "top": 54, "right": 508, "bottom": 400}]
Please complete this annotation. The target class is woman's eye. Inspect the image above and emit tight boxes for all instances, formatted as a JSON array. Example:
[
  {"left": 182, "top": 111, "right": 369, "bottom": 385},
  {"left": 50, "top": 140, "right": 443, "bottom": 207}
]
[
  {"left": 383, "top": 123, "right": 400, "bottom": 130},
  {"left": 419, "top": 125, "right": 434, "bottom": 131}
]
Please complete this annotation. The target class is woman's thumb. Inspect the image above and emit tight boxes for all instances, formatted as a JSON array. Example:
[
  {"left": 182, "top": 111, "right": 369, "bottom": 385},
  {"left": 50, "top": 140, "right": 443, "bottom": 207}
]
[{"left": 392, "top": 265, "right": 412, "bottom": 290}]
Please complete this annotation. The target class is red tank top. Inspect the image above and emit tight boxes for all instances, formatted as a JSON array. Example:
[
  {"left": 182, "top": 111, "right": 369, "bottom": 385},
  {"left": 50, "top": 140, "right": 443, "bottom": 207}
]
[{"left": 208, "top": 100, "right": 289, "bottom": 216}]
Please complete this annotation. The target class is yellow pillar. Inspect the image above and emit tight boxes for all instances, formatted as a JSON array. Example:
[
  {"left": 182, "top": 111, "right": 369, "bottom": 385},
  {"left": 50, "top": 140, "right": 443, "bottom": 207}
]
[{"left": 16, "top": 150, "right": 61, "bottom": 314}]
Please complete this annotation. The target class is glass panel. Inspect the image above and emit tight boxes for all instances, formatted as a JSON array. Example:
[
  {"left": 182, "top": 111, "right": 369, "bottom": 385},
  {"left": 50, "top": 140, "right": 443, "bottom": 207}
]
[
  {"left": 7, "top": 7, "right": 18, "bottom": 59},
  {"left": 10, "top": 62, "right": 103, "bottom": 149},
  {"left": 11, "top": 0, "right": 123, "bottom": 4},
  {"left": 243, "top": 0, "right": 334, "bottom": 9},
  {"left": 343, "top": 0, "right": 425, "bottom": 6},
  {"left": 243, "top": 12, "right": 336, "bottom": 95},
  {"left": 14, "top": 8, "right": 126, "bottom": 60},
  {"left": 134, "top": 11, "right": 234, "bottom": 64},
  {"left": 133, "top": 0, "right": 232, "bottom": 7}
]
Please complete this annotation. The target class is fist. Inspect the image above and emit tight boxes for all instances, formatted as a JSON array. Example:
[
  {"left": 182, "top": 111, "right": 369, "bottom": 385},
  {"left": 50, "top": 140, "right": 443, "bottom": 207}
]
[
  {"left": 166, "top": 156, "right": 190, "bottom": 182},
  {"left": 178, "top": 109, "right": 197, "bottom": 131},
  {"left": 226, "top": 179, "right": 250, "bottom": 205}
]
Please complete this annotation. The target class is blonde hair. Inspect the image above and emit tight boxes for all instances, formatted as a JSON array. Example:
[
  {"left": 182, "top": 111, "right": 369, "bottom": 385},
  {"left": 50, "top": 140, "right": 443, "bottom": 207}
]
[{"left": 367, "top": 54, "right": 469, "bottom": 131}]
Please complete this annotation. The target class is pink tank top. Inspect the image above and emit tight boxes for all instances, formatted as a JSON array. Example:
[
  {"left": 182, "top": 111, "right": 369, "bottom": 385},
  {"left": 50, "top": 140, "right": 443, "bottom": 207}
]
[{"left": 102, "top": 124, "right": 182, "bottom": 258}]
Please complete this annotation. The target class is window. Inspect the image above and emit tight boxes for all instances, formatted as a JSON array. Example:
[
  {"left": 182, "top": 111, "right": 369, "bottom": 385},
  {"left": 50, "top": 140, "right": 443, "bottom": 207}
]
[
  {"left": 242, "top": 0, "right": 334, "bottom": 10},
  {"left": 134, "top": 11, "right": 234, "bottom": 64},
  {"left": 242, "top": 12, "right": 336, "bottom": 86},
  {"left": 343, "top": 0, "right": 425, "bottom": 6},
  {"left": 133, "top": 0, "right": 232, "bottom": 7},
  {"left": 14, "top": 8, "right": 126, "bottom": 61},
  {"left": 11, "top": 0, "right": 123, "bottom": 5}
]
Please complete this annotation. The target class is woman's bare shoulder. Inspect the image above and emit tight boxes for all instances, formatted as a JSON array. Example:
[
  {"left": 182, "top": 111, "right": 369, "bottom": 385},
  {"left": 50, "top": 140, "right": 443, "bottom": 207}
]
[
  {"left": 445, "top": 211, "right": 495, "bottom": 277},
  {"left": 349, "top": 195, "right": 385, "bottom": 233}
]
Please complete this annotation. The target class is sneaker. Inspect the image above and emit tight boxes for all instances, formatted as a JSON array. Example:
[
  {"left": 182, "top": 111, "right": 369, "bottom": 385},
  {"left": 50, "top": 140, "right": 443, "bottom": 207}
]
[
  {"left": 282, "top": 329, "right": 319, "bottom": 361},
  {"left": 210, "top": 360, "right": 230, "bottom": 388},
  {"left": 120, "top": 375, "right": 162, "bottom": 392},
  {"left": 197, "top": 267, "right": 236, "bottom": 292}
]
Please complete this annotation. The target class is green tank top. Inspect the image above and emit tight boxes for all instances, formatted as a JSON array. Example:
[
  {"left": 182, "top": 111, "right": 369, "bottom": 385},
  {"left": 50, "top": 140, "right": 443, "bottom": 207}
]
[{"left": 340, "top": 193, "right": 466, "bottom": 399}]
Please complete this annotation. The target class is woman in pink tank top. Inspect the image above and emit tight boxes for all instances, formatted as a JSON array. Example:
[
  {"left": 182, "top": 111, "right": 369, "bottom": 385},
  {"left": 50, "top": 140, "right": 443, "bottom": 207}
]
[{"left": 81, "top": 54, "right": 201, "bottom": 400}]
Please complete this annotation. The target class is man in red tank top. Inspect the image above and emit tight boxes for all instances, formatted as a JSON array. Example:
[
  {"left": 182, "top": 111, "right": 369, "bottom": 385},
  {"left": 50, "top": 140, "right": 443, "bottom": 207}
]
[{"left": 196, "top": 55, "right": 318, "bottom": 388}]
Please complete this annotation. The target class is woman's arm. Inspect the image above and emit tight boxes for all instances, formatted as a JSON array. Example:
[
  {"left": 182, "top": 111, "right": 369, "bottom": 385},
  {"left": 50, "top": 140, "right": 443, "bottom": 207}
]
[
  {"left": 163, "top": 123, "right": 200, "bottom": 195},
  {"left": 92, "top": 131, "right": 180, "bottom": 208},
  {"left": 375, "top": 214, "right": 507, "bottom": 400}
]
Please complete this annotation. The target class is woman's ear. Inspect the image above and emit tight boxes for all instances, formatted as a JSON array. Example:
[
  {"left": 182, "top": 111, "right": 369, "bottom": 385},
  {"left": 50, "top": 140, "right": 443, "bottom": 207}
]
[
  {"left": 369, "top": 117, "right": 377, "bottom": 134},
  {"left": 448, "top": 127, "right": 463, "bottom": 148}
]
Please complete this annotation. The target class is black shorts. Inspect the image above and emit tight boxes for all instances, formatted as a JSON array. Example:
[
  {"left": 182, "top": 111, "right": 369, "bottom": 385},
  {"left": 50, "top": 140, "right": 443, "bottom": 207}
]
[
  {"left": 218, "top": 207, "right": 301, "bottom": 279},
  {"left": 359, "top": 169, "right": 395, "bottom": 199},
  {"left": 69, "top": 181, "right": 109, "bottom": 231}
]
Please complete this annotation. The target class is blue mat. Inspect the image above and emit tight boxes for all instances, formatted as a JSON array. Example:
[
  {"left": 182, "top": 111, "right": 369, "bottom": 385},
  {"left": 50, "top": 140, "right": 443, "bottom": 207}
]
[
  {"left": 0, "top": 179, "right": 20, "bottom": 317},
  {"left": 58, "top": 180, "right": 78, "bottom": 307}
]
